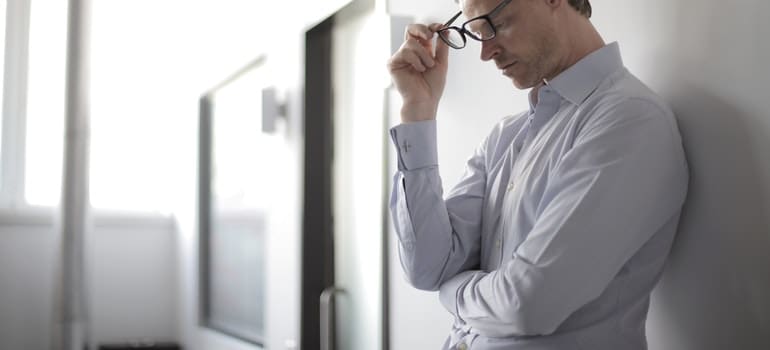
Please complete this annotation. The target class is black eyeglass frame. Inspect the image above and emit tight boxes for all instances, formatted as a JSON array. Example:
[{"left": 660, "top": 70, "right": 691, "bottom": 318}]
[{"left": 438, "top": 0, "right": 514, "bottom": 49}]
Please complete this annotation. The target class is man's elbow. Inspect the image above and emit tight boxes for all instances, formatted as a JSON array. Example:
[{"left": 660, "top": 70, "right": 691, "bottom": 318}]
[
  {"left": 405, "top": 273, "right": 441, "bottom": 291},
  {"left": 401, "top": 260, "right": 444, "bottom": 291},
  {"left": 398, "top": 243, "right": 451, "bottom": 291},
  {"left": 498, "top": 301, "right": 564, "bottom": 336}
]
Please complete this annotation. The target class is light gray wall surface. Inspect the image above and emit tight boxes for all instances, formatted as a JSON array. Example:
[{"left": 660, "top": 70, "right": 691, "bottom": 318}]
[
  {"left": 592, "top": 1, "right": 770, "bottom": 349},
  {"left": 0, "top": 224, "right": 56, "bottom": 350},
  {"left": 0, "top": 220, "right": 178, "bottom": 349},
  {"left": 87, "top": 223, "right": 178, "bottom": 344},
  {"left": 386, "top": 0, "right": 770, "bottom": 349}
]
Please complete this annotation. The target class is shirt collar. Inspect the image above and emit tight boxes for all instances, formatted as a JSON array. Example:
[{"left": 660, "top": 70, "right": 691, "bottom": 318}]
[{"left": 542, "top": 42, "right": 624, "bottom": 106}]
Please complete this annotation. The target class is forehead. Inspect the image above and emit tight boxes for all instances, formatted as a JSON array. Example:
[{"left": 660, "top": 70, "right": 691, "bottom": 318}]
[{"left": 461, "top": 0, "right": 506, "bottom": 19}]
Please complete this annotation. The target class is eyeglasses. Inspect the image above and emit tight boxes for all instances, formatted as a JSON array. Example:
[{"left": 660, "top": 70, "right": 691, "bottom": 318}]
[{"left": 438, "top": 0, "right": 514, "bottom": 49}]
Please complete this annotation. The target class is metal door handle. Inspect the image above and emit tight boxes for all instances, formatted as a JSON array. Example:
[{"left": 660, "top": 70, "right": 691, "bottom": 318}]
[{"left": 320, "top": 287, "right": 346, "bottom": 350}]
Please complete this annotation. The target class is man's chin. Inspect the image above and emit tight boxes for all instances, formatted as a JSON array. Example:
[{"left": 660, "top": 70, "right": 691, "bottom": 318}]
[{"left": 510, "top": 77, "right": 535, "bottom": 90}]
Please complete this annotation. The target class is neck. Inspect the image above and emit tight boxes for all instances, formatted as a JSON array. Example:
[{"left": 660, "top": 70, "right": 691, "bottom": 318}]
[{"left": 547, "top": 19, "right": 605, "bottom": 81}]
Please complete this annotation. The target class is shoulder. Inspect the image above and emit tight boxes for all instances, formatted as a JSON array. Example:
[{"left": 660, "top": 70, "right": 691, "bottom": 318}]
[{"left": 578, "top": 68, "right": 680, "bottom": 140}]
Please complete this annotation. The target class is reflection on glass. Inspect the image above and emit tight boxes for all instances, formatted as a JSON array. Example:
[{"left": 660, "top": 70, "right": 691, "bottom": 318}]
[{"left": 203, "top": 59, "right": 281, "bottom": 344}]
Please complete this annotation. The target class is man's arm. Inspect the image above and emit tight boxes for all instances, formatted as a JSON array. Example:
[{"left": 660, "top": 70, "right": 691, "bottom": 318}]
[
  {"left": 390, "top": 119, "right": 488, "bottom": 291},
  {"left": 438, "top": 99, "right": 689, "bottom": 336},
  {"left": 387, "top": 21, "right": 489, "bottom": 290}
]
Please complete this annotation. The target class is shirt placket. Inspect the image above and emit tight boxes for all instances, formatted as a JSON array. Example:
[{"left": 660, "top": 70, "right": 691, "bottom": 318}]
[{"left": 496, "top": 87, "right": 561, "bottom": 267}]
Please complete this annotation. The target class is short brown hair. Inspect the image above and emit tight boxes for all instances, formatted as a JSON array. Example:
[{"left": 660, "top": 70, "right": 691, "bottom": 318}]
[{"left": 567, "top": 0, "right": 592, "bottom": 18}]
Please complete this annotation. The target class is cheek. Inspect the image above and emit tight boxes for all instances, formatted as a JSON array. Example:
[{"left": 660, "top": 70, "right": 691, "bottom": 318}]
[{"left": 498, "top": 25, "right": 539, "bottom": 55}]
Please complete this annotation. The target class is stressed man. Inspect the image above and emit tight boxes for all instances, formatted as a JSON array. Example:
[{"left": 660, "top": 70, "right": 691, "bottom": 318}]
[{"left": 386, "top": 0, "right": 689, "bottom": 349}]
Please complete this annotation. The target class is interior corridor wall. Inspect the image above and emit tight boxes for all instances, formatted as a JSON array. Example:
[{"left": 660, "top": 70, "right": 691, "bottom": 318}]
[
  {"left": 0, "top": 220, "right": 178, "bottom": 349},
  {"left": 385, "top": 0, "right": 770, "bottom": 349}
]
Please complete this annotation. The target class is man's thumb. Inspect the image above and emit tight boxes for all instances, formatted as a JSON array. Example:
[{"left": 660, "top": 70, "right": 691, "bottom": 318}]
[{"left": 434, "top": 33, "right": 450, "bottom": 65}]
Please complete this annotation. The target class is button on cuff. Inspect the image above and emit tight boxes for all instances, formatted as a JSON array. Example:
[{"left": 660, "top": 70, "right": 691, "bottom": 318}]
[{"left": 389, "top": 120, "right": 438, "bottom": 170}]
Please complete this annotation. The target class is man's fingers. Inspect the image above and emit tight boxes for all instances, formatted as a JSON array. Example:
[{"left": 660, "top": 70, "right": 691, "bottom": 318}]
[
  {"left": 392, "top": 22, "right": 450, "bottom": 72},
  {"left": 388, "top": 49, "right": 426, "bottom": 72},
  {"left": 433, "top": 30, "right": 449, "bottom": 65},
  {"left": 405, "top": 38, "right": 435, "bottom": 68},
  {"left": 405, "top": 54, "right": 427, "bottom": 72},
  {"left": 404, "top": 23, "right": 433, "bottom": 42},
  {"left": 428, "top": 23, "right": 445, "bottom": 32}
]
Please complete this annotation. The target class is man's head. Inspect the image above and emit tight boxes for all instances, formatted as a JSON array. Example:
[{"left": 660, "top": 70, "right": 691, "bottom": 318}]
[
  {"left": 456, "top": 0, "right": 601, "bottom": 89},
  {"left": 457, "top": 0, "right": 591, "bottom": 18}
]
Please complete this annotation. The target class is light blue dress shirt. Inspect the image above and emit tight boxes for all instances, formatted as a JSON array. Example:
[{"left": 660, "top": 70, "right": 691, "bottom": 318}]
[{"left": 389, "top": 42, "right": 689, "bottom": 350}]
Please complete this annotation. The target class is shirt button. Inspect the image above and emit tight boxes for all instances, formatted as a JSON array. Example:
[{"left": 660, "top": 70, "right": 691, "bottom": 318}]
[
  {"left": 457, "top": 343, "right": 467, "bottom": 350},
  {"left": 495, "top": 239, "right": 501, "bottom": 248}
]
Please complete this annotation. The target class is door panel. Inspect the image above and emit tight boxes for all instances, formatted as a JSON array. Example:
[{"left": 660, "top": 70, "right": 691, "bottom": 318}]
[{"left": 330, "top": 5, "right": 391, "bottom": 350}]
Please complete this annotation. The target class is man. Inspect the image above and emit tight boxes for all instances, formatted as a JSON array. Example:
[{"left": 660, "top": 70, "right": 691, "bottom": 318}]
[{"left": 386, "top": 0, "right": 689, "bottom": 349}]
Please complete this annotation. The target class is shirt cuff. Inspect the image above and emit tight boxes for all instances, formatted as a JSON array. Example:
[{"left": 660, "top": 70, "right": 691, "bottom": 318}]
[
  {"left": 439, "top": 271, "right": 477, "bottom": 319},
  {"left": 389, "top": 120, "right": 438, "bottom": 171}
]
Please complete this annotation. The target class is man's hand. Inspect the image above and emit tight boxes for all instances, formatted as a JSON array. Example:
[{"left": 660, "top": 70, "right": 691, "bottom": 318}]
[{"left": 387, "top": 23, "right": 450, "bottom": 123}]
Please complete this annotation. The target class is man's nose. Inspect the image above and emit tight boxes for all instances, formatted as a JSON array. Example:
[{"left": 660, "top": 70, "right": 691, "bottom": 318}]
[{"left": 480, "top": 39, "right": 500, "bottom": 61}]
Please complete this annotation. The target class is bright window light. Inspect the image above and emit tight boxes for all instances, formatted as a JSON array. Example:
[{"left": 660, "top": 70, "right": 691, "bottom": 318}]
[
  {"left": 24, "top": 0, "right": 67, "bottom": 206},
  {"left": 24, "top": 0, "right": 272, "bottom": 213},
  {"left": 86, "top": 1, "right": 189, "bottom": 213},
  {"left": 0, "top": 0, "right": 6, "bottom": 171}
]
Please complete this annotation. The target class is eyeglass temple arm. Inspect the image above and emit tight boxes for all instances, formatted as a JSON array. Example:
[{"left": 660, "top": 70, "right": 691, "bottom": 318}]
[
  {"left": 443, "top": 11, "right": 463, "bottom": 27},
  {"left": 489, "top": 0, "right": 514, "bottom": 18}
]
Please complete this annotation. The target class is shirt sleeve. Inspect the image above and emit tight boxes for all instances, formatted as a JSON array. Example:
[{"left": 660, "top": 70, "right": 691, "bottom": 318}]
[
  {"left": 438, "top": 98, "right": 689, "bottom": 336},
  {"left": 389, "top": 120, "right": 487, "bottom": 291}
]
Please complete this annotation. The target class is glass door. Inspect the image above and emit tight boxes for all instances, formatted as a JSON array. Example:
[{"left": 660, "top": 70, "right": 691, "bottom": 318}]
[{"left": 329, "top": 4, "right": 391, "bottom": 350}]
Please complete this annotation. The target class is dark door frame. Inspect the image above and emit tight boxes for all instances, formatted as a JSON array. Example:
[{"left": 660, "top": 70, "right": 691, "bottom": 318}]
[
  {"left": 301, "top": 15, "right": 335, "bottom": 350},
  {"left": 302, "top": 11, "right": 394, "bottom": 350}
]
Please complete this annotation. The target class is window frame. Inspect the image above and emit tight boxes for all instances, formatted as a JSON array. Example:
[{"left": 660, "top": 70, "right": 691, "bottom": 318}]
[{"left": 198, "top": 55, "right": 269, "bottom": 346}]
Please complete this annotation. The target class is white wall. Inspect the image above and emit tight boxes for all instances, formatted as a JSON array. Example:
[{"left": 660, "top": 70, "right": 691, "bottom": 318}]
[
  {"left": 0, "top": 215, "right": 178, "bottom": 349},
  {"left": 0, "top": 222, "right": 56, "bottom": 350},
  {"left": 386, "top": 0, "right": 770, "bottom": 349},
  {"left": 88, "top": 219, "right": 178, "bottom": 344}
]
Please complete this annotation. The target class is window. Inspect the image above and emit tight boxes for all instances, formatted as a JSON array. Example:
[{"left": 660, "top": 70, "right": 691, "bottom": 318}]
[
  {"left": 199, "top": 57, "right": 285, "bottom": 345},
  {"left": 24, "top": 0, "right": 67, "bottom": 206},
  {"left": 0, "top": 1, "right": 7, "bottom": 146},
  {"left": 87, "top": 1, "right": 182, "bottom": 213},
  {"left": 0, "top": 0, "right": 7, "bottom": 186},
  {"left": 4, "top": 0, "right": 178, "bottom": 213},
  {"left": 0, "top": 0, "right": 67, "bottom": 210},
  {"left": 0, "top": 0, "right": 31, "bottom": 207}
]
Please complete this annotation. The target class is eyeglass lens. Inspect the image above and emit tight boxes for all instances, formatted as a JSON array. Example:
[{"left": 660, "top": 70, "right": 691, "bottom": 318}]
[
  {"left": 466, "top": 18, "right": 495, "bottom": 40},
  {"left": 440, "top": 28, "right": 466, "bottom": 48},
  {"left": 440, "top": 18, "right": 496, "bottom": 49}
]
